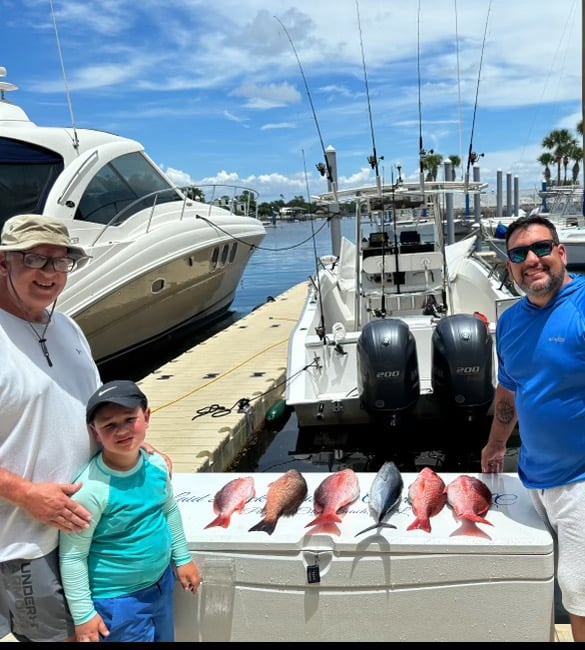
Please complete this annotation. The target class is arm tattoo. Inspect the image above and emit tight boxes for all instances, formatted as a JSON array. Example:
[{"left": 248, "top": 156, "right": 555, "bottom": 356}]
[{"left": 495, "top": 399, "right": 515, "bottom": 425}]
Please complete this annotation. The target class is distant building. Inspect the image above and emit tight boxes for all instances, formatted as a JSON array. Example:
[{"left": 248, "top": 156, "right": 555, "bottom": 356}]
[{"left": 279, "top": 206, "right": 307, "bottom": 221}]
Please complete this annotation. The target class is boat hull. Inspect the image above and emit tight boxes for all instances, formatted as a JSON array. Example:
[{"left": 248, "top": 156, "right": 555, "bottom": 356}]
[{"left": 64, "top": 231, "right": 264, "bottom": 363}]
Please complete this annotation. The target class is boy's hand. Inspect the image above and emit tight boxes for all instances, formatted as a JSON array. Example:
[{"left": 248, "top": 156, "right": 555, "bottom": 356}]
[
  {"left": 75, "top": 613, "right": 110, "bottom": 642},
  {"left": 176, "top": 560, "right": 202, "bottom": 594}
]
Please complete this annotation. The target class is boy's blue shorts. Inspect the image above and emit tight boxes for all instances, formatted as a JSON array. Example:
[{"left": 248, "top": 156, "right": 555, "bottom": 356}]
[{"left": 94, "top": 564, "right": 176, "bottom": 642}]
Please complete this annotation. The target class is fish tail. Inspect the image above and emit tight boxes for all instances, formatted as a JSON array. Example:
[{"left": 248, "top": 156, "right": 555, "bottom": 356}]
[
  {"left": 406, "top": 518, "right": 431, "bottom": 533},
  {"left": 462, "top": 514, "right": 493, "bottom": 527},
  {"left": 306, "top": 522, "right": 342, "bottom": 536},
  {"left": 248, "top": 518, "right": 277, "bottom": 535},
  {"left": 204, "top": 514, "right": 230, "bottom": 529},
  {"left": 451, "top": 522, "right": 492, "bottom": 540},
  {"left": 355, "top": 523, "right": 378, "bottom": 537},
  {"left": 305, "top": 512, "right": 342, "bottom": 528},
  {"left": 354, "top": 521, "right": 397, "bottom": 537}
]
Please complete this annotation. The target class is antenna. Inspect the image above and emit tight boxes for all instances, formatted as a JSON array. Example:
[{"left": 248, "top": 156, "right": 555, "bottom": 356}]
[
  {"left": 49, "top": 0, "right": 79, "bottom": 149},
  {"left": 0, "top": 67, "right": 18, "bottom": 100}
]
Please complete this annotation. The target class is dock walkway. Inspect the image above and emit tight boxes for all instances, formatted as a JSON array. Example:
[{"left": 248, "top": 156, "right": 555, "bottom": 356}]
[{"left": 140, "top": 281, "right": 309, "bottom": 473}]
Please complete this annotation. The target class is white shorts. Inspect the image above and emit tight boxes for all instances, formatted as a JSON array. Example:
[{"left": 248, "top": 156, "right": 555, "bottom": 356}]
[{"left": 530, "top": 481, "right": 585, "bottom": 617}]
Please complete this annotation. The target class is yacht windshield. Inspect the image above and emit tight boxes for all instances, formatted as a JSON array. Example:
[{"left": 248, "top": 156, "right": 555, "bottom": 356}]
[
  {"left": 75, "top": 152, "right": 181, "bottom": 225},
  {"left": 0, "top": 141, "right": 182, "bottom": 230}
]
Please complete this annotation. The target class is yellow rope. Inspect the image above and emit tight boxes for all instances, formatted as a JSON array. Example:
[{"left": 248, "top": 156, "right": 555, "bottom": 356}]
[{"left": 151, "top": 336, "right": 290, "bottom": 413}]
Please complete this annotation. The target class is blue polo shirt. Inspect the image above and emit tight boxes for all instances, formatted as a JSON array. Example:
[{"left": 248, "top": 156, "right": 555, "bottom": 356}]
[{"left": 497, "top": 275, "right": 585, "bottom": 489}]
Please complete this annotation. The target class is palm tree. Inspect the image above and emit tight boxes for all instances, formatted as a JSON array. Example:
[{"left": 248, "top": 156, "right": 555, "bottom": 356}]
[
  {"left": 541, "top": 128, "right": 578, "bottom": 185},
  {"left": 570, "top": 145, "right": 583, "bottom": 184},
  {"left": 538, "top": 152, "right": 555, "bottom": 185},
  {"left": 422, "top": 153, "right": 444, "bottom": 181},
  {"left": 448, "top": 155, "right": 461, "bottom": 180},
  {"left": 183, "top": 186, "right": 205, "bottom": 201}
]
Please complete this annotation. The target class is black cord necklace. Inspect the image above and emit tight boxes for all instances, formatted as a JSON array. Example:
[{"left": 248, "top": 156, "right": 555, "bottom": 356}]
[
  {"left": 26, "top": 302, "right": 56, "bottom": 368},
  {"left": 6, "top": 272, "right": 57, "bottom": 368}
]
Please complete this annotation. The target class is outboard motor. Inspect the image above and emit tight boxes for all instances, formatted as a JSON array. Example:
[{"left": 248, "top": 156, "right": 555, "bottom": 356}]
[
  {"left": 357, "top": 319, "right": 419, "bottom": 423},
  {"left": 431, "top": 313, "right": 494, "bottom": 422}
]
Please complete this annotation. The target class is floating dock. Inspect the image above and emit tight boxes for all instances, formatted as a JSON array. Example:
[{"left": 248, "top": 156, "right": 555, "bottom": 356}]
[{"left": 140, "top": 281, "right": 309, "bottom": 473}]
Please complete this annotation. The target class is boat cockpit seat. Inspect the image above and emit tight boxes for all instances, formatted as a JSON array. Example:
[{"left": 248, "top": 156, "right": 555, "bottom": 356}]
[{"left": 400, "top": 230, "right": 421, "bottom": 245}]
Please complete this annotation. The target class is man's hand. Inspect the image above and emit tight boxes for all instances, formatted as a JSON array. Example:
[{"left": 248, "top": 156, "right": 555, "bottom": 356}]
[
  {"left": 141, "top": 442, "right": 173, "bottom": 477},
  {"left": 21, "top": 482, "right": 92, "bottom": 532}
]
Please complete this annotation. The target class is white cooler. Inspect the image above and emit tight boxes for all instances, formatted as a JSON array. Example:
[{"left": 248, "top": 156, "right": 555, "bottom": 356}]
[{"left": 172, "top": 471, "right": 554, "bottom": 642}]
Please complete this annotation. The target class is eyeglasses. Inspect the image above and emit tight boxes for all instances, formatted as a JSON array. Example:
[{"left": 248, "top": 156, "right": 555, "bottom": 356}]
[
  {"left": 507, "top": 240, "right": 557, "bottom": 264},
  {"left": 11, "top": 251, "right": 77, "bottom": 273}
]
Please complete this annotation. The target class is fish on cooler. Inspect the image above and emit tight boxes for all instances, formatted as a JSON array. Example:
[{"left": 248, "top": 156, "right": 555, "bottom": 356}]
[
  {"left": 305, "top": 468, "right": 360, "bottom": 534},
  {"left": 248, "top": 469, "right": 308, "bottom": 535},
  {"left": 204, "top": 476, "right": 256, "bottom": 529},
  {"left": 446, "top": 474, "right": 493, "bottom": 538},
  {"left": 406, "top": 467, "right": 447, "bottom": 533},
  {"left": 355, "top": 461, "right": 403, "bottom": 537}
]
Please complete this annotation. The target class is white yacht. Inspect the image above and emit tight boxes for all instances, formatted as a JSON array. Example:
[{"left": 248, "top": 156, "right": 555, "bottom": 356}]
[
  {"left": 480, "top": 187, "right": 585, "bottom": 267},
  {"left": 0, "top": 67, "right": 266, "bottom": 364}
]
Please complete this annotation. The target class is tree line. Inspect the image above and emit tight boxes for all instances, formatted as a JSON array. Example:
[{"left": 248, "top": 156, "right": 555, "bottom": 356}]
[{"left": 185, "top": 120, "right": 585, "bottom": 218}]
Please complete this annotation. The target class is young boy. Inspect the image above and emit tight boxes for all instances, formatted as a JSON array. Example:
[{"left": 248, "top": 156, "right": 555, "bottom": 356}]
[{"left": 59, "top": 380, "right": 202, "bottom": 642}]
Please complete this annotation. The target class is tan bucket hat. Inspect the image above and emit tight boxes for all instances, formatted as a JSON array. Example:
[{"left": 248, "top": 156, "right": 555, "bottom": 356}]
[{"left": 0, "top": 214, "right": 90, "bottom": 268}]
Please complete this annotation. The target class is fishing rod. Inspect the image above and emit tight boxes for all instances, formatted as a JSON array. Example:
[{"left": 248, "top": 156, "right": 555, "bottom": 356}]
[
  {"left": 302, "top": 148, "right": 329, "bottom": 342},
  {"left": 464, "top": 0, "right": 492, "bottom": 192},
  {"left": 274, "top": 15, "right": 336, "bottom": 341},
  {"left": 417, "top": 0, "right": 450, "bottom": 313},
  {"left": 356, "top": 0, "right": 390, "bottom": 316},
  {"left": 356, "top": 0, "right": 382, "bottom": 198},
  {"left": 273, "top": 15, "right": 339, "bottom": 206},
  {"left": 417, "top": 0, "right": 428, "bottom": 190}
]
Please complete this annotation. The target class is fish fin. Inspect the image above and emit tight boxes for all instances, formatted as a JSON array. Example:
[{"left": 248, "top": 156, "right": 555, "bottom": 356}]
[
  {"left": 406, "top": 518, "right": 431, "bottom": 533},
  {"left": 248, "top": 518, "right": 276, "bottom": 535}
]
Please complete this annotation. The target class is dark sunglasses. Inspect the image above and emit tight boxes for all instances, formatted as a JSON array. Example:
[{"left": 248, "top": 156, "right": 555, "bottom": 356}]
[{"left": 507, "top": 240, "right": 557, "bottom": 264}]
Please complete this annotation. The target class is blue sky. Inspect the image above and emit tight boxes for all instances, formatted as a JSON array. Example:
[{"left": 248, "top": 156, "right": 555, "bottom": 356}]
[{"left": 2, "top": 0, "right": 581, "bottom": 204}]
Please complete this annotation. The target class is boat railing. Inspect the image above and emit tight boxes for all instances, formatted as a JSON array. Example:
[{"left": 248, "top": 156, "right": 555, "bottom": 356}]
[
  {"left": 88, "top": 184, "right": 261, "bottom": 247},
  {"left": 180, "top": 184, "right": 261, "bottom": 221}
]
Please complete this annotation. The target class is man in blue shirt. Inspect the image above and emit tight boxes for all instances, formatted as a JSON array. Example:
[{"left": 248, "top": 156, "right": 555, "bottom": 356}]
[{"left": 481, "top": 214, "right": 585, "bottom": 642}]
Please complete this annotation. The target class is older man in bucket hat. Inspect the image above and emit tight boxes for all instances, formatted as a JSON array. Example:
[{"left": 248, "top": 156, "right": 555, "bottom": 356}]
[
  {"left": 0, "top": 214, "right": 100, "bottom": 642},
  {"left": 0, "top": 214, "right": 90, "bottom": 267}
]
